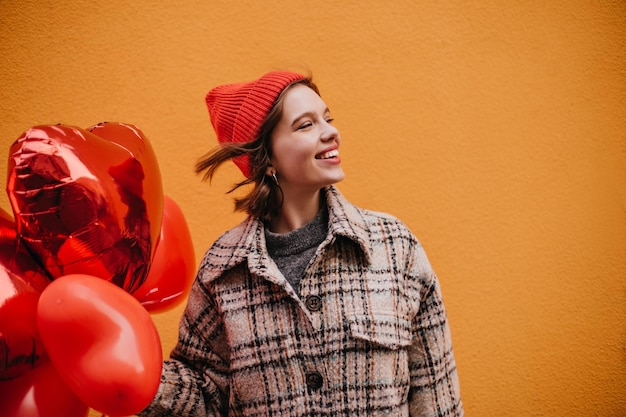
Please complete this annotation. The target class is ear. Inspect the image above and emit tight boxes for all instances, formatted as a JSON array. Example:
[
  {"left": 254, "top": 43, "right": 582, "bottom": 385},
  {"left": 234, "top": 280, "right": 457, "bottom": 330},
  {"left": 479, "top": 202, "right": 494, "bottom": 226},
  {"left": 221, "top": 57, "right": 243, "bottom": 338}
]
[{"left": 265, "top": 166, "right": 276, "bottom": 177}]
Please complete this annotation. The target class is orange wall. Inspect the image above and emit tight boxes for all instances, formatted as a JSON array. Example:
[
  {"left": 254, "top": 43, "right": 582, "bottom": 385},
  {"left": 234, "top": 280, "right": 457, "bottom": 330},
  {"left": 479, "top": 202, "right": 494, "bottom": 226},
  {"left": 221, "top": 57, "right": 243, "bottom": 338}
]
[{"left": 1, "top": 1, "right": 624, "bottom": 416}]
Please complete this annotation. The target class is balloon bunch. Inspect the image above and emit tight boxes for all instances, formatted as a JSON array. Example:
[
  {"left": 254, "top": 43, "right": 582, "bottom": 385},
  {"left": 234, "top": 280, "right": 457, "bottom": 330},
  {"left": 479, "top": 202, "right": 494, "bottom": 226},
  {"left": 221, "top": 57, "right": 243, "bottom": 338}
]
[{"left": 0, "top": 122, "right": 196, "bottom": 417}]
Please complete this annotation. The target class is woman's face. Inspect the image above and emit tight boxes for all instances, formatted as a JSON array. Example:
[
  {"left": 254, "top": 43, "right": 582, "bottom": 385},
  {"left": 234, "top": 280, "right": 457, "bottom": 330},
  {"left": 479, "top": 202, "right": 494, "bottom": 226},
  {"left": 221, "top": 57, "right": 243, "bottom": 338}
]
[{"left": 268, "top": 83, "right": 344, "bottom": 196}]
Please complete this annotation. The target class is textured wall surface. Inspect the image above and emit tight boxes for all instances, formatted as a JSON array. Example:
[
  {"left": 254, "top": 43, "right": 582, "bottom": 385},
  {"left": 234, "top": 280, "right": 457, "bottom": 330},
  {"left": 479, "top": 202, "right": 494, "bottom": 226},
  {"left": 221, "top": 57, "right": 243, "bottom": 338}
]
[{"left": 1, "top": 1, "right": 624, "bottom": 416}]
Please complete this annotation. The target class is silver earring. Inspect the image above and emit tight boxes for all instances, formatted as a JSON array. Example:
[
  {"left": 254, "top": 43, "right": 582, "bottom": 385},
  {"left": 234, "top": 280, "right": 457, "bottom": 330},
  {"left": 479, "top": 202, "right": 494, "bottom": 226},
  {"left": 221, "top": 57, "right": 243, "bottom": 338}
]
[{"left": 272, "top": 172, "right": 279, "bottom": 185}]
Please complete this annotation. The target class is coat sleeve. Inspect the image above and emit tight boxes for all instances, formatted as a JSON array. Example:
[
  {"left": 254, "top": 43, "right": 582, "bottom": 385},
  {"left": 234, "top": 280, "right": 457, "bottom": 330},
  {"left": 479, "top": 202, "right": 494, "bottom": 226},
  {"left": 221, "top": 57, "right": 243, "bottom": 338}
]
[
  {"left": 138, "top": 274, "right": 230, "bottom": 417},
  {"left": 406, "top": 244, "right": 464, "bottom": 416}
]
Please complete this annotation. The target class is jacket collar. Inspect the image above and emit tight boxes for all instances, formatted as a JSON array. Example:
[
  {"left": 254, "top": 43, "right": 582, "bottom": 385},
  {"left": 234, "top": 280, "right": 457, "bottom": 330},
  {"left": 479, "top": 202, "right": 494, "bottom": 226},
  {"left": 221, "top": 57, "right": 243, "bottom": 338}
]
[
  {"left": 201, "top": 185, "right": 371, "bottom": 284},
  {"left": 324, "top": 185, "right": 370, "bottom": 255}
]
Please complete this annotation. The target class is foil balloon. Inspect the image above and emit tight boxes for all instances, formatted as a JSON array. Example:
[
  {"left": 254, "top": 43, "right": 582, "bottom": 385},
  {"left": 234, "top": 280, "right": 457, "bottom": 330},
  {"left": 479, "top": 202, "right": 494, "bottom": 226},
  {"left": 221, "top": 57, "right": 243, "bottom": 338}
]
[
  {"left": 37, "top": 273, "right": 163, "bottom": 416},
  {"left": 133, "top": 195, "right": 195, "bottom": 313},
  {"left": 0, "top": 359, "right": 88, "bottom": 417},
  {"left": 6, "top": 123, "right": 163, "bottom": 294},
  {"left": 0, "top": 207, "right": 51, "bottom": 380}
]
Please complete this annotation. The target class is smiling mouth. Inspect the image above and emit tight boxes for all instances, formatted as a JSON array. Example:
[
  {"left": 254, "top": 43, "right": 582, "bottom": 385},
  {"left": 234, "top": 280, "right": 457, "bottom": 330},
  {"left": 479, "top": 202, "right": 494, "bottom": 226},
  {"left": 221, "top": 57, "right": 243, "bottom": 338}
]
[{"left": 315, "top": 149, "right": 339, "bottom": 159}]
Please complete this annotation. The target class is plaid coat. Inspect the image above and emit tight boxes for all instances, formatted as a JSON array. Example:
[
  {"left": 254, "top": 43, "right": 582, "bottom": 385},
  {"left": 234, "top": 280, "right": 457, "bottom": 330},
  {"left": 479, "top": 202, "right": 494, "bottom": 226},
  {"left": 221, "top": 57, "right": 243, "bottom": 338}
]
[{"left": 141, "top": 186, "right": 462, "bottom": 417}]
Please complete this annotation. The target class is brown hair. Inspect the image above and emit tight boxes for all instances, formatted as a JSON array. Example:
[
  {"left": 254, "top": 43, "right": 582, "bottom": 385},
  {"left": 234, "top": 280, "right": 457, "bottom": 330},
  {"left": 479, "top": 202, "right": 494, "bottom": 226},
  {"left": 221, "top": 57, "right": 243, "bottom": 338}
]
[{"left": 195, "top": 77, "right": 320, "bottom": 220}]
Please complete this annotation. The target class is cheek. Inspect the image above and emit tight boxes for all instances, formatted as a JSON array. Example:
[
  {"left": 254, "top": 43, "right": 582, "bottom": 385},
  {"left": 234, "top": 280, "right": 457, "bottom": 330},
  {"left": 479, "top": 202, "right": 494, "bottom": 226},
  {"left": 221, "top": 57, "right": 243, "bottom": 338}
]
[
  {"left": 276, "top": 154, "right": 303, "bottom": 175},
  {"left": 274, "top": 143, "right": 310, "bottom": 168},
  {"left": 277, "top": 154, "right": 316, "bottom": 182}
]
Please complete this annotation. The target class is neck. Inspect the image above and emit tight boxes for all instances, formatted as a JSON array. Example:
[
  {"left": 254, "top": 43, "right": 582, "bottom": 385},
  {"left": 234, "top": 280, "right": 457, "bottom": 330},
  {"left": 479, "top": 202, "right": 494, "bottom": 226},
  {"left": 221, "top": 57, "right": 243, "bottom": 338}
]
[{"left": 269, "top": 188, "right": 323, "bottom": 233}]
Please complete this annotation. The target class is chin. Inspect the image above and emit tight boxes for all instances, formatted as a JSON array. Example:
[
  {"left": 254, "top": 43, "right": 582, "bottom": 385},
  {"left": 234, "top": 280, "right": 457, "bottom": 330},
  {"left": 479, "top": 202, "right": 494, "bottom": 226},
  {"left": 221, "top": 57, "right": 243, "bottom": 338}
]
[{"left": 326, "top": 173, "right": 345, "bottom": 186}]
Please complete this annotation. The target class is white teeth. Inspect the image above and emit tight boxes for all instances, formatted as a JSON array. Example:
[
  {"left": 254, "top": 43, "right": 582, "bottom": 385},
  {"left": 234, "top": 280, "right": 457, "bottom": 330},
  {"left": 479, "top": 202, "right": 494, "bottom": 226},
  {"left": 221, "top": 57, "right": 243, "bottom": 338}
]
[{"left": 317, "top": 149, "right": 339, "bottom": 159}]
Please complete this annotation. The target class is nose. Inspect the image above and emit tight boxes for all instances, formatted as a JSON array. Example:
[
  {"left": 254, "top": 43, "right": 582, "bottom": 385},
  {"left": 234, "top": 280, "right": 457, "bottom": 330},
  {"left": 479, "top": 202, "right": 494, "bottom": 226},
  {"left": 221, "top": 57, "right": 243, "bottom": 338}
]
[{"left": 321, "top": 121, "right": 340, "bottom": 142}]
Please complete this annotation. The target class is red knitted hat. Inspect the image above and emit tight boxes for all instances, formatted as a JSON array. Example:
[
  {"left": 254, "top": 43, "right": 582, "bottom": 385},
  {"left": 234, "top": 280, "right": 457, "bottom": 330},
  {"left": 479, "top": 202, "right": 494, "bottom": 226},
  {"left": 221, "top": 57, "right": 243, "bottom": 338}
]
[{"left": 205, "top": 70, "right": 306, "bottom": 178}]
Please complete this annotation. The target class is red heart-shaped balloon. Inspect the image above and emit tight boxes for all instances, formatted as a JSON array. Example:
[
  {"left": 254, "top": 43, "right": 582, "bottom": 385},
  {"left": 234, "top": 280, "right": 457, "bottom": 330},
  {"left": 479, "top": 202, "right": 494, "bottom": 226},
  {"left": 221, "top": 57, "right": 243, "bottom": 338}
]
[
  {"left": 6, "top": 123, "right": 163, "bottom": 294},
  {"left": 0, "top": 208, "right": 51, "bottom": 380},
  {"left": 133, "top": 195, "right": 196, "bottom": 313},
  {"left": 37, "top": 273, "right": 162, "bottom": 416},
  {"left": 0, "top": 359, "right": 88, "bottom": 417}
]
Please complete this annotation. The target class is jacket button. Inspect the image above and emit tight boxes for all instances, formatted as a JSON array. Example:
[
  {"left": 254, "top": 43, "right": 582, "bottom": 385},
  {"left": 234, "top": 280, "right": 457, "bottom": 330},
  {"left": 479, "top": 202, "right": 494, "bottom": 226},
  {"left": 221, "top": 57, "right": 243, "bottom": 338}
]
[
  {"left": 305, "top": 295, "right": 322, "bottom": 311},
  {"left": 305, "top": 371, "right": 323, "bottom": 390}
]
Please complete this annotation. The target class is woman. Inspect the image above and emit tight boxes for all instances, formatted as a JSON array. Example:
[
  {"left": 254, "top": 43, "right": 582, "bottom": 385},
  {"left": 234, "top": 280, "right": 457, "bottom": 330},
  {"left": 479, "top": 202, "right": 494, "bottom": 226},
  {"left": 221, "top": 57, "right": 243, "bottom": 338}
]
[{"left": 140, "top": 70, "right": 463, "bottom": 416}]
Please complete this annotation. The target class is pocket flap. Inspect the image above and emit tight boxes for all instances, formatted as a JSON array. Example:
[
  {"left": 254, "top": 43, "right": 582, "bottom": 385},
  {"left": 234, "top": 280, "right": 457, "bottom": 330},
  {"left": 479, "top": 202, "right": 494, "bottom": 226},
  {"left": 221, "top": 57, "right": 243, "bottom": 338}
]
[{"left": 348, "top": 313, "right": 413, "bottom": 350}]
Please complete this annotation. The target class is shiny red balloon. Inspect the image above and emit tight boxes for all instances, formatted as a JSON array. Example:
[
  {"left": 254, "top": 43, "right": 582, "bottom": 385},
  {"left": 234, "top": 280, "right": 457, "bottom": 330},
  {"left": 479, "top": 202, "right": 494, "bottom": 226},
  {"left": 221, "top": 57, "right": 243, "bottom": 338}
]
[
  {"left": 0, "top": 359, "right": 88, "bottom": 417},
  {"left": 133, "top": 195, "right": 195, "bottom": 313},
  {"left": 6, "top": 123, "right": 163, "bottom": 294},
  {"left": 37, "top": 273, "right": 162, "bottom": 416},
  {"left": 0, "top": 208, "right": 51, "bottom": 380},
  {"left": 87, "top": 121, "right": 164, "bottom": 257}
]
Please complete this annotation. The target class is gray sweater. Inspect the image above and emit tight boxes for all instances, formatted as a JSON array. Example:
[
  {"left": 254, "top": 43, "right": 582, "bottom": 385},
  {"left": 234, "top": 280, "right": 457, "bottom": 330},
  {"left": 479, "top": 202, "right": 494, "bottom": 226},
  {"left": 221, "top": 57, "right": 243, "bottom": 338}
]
[{"left": 264, "top": 206, "right": 328, "bottom": 296}]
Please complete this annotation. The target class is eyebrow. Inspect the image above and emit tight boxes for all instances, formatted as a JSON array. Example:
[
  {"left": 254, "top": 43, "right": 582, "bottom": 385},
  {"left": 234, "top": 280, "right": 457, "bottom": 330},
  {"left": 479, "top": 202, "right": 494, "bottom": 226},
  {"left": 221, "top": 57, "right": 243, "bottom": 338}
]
[{"left": 290, "top": 108, "right": 331, "bottom": 128}]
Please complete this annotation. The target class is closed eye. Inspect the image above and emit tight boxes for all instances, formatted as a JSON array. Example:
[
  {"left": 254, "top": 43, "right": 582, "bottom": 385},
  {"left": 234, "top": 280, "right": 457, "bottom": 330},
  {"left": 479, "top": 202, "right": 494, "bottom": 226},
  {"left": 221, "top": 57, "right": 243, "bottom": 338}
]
[{"left": 297, "top": 121, "right": 313, "bottom": 130}]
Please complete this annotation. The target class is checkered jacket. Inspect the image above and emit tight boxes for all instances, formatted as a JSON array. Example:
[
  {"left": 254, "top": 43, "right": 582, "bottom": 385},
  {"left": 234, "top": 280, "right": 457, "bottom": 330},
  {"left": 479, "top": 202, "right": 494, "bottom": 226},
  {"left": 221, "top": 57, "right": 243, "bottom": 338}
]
[{"left": 140, "top": 186, "right": 463, "bottom": 416}]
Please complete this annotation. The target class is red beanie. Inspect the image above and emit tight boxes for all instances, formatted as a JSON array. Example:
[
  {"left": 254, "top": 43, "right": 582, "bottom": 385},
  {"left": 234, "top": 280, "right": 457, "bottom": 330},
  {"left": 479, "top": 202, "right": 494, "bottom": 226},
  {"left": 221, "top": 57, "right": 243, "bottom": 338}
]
[{"left": 205, "top": 70, "right": 306, "bottom": 178}]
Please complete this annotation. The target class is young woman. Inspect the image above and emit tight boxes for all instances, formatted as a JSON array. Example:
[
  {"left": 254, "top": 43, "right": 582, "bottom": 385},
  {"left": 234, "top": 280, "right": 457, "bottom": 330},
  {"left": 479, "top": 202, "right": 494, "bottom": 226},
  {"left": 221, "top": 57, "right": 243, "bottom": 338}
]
[{"left": 139, "top": 70, "right": 463, "bottom": 416}]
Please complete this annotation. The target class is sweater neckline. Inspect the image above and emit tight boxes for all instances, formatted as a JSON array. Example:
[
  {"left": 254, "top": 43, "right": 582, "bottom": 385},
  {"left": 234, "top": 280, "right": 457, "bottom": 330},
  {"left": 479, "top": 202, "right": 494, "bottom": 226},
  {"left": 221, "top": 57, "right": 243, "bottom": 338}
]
[{"left": 265, "top": 204, "right": 328, "bottom": 257}]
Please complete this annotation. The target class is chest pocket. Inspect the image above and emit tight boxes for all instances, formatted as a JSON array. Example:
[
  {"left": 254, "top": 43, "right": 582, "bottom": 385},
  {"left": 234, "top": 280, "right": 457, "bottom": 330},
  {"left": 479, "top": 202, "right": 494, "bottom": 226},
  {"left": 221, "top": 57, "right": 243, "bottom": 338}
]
[{"left": 348, "top": 312, "right": 413, "bottom": 350}]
